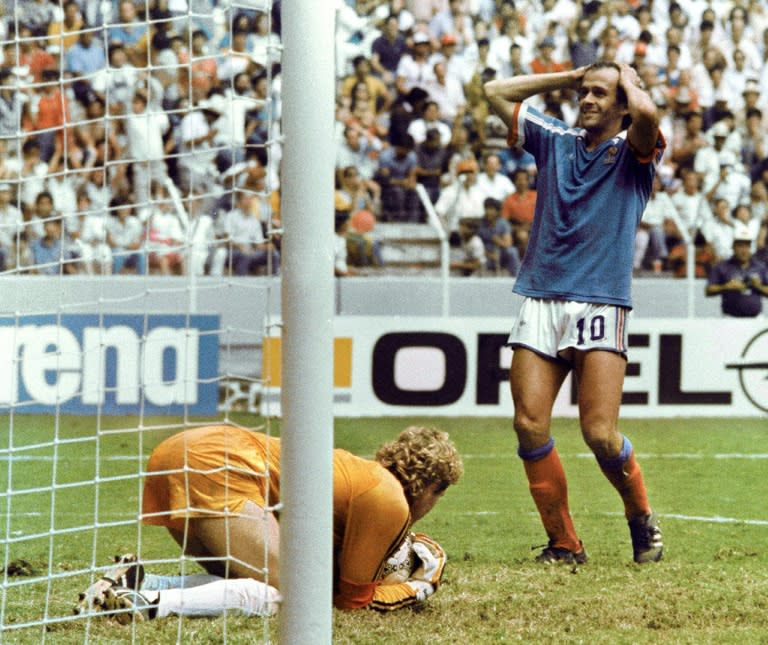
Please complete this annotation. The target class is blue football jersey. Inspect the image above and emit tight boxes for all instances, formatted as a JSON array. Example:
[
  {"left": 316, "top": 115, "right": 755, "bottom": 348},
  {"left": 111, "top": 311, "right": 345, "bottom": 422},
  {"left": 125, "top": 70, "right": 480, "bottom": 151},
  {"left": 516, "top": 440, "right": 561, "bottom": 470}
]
[{"left": 508, "top": 103, "right": 665, "bottom": 308}]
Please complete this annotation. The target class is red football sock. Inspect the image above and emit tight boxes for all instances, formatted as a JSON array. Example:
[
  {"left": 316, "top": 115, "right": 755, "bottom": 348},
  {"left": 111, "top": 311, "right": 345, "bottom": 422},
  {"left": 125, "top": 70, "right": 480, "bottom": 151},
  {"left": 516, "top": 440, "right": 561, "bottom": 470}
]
[
  {"left": 599, "top": 450, "right": 651, "bottom": 519},
  {"left": 523, "top": 447, "right": 581, "bottom": 552}
]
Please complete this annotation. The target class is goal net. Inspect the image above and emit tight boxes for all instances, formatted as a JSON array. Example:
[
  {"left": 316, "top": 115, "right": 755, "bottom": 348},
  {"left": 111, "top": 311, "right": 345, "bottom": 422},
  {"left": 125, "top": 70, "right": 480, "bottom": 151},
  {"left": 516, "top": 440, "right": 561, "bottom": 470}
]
[{"left": 0, "top": 0, "right": 283, "bottom": 641}]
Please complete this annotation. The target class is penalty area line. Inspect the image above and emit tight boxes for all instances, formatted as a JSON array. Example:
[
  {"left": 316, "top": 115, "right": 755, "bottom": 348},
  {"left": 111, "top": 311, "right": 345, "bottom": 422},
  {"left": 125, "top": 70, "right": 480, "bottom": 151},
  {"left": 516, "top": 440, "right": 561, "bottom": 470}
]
[
  {"left": 461, "top": 453, "right": 768, "bottom": 461},
  {"left": 576, "top": 453, "right": 768, "bottom": 460},
  {"left": 661, "top": 513, "right": 768, "bottom": 526},
  {"left": 0, "top": 455, "right": 145, "bottom": 462},
  {"left": 604, "top": 511, "right": 768, "bottom": 526}
]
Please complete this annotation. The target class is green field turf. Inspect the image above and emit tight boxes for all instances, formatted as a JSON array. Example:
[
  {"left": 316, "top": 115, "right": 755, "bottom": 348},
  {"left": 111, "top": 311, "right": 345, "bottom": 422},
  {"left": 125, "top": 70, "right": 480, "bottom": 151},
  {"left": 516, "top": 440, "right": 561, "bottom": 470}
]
[{"left": 1, "top": 415, "right": 767, "bottom": 644}]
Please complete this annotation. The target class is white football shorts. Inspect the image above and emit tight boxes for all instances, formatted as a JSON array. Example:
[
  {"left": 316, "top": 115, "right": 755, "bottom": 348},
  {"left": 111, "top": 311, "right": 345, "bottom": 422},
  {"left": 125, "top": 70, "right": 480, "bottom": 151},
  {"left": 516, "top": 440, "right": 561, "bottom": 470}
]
[{"left": 507, "top": 297, "right": 630, "bottom": 363}]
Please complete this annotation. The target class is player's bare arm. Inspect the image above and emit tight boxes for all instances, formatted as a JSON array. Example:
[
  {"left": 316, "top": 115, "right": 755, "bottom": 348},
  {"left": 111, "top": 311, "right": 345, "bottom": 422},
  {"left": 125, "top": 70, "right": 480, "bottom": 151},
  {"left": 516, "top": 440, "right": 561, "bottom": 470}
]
[
  {"left": 619, "top": 63, "right": 660, "bottom": 157},
  {"left": 706, "top": 278, "right": 746, "bottom": 296},
  {"left": 483, "top": 68, "right": 584, "bottom": 129}
]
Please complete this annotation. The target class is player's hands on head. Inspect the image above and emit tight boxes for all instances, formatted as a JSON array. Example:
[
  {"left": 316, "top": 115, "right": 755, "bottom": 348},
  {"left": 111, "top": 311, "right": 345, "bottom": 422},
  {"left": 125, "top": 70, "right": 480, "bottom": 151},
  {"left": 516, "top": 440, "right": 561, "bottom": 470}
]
[
  {"left": 572, "top": 66, "right": 588, "bottom": 86},
  {"left": 618, "top": 63, "right": 644, "bottom": 90}
]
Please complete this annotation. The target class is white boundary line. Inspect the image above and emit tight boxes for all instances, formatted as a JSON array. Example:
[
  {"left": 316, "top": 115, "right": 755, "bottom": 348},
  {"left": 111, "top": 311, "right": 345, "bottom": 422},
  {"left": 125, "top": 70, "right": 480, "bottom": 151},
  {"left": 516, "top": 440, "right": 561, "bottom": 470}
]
[
  {"left": 455, "top": 511, "right": 768, "bottom": 525},
  {"left": 602, "top": 511, "right": 768, "bottom": 526},
  {"left": 10, "top": 510, "right": 767, "bottom": 526},
  {"left": 6, "top": 451, "right": 768, "bottom": 462},
  {"left": 659, "top": 513, "right": 768, "bottom": 526},
  {"left": 457, "top": 452, "right": 768, "bottom": 460}
]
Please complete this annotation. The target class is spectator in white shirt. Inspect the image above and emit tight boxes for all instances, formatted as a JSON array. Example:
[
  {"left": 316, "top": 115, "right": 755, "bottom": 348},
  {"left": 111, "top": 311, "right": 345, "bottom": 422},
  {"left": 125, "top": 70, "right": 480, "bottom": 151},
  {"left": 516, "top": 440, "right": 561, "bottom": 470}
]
[
  {"left": 407, "top": 101, "right": 452, "bottom": 146},
  {"left": 430, "top": 33, "right": 472, "bottom": 86},
  {"left": 0, "top": 182, "right": 22, "bottom": 271},
  {"left": 450, "top": 217, "right": 486, "bottom": 276},
  {"left": 70, "top": 190, "right": 112, "bottom": 275},
  {"left": 334, "top": 211, "right": 354, "bottom": 277},
  {"left": 588, "top": 0, "right": 641, "bottom": 44},
  {"left": 721, "top": 48, "right": 752, "bottom": 115},
  {"left": 475, "top": 152, "right": 514, "bottom": 203},
  {"left": 178, "top": 97, "right": 221, "bottom": 196},
  {"left": 250, "top": 11, "right": 281, "bottom": 69},
  {"left": 429, "top": 0, "right": 475, "bottom": 53},
  {"left": 217, "top": 28, "right": 261, "bottom": 84},
  {"left": 435, "top": 158, "right": 486, "bottom": 241},
  {"left": 706, "top": 150, "right": 752, "bottom": 212},
  {"left": 395, "top": 31, "right": 436, "bottom": 96},
  {"left": 91, "top": 43, "right": 137, "bottom": 114},
  {"left": 211, "top": 190, "right": 279, "bottom": 276},
  {"left": 635, "top": 175, "right": 675, "bottom": 273},
  {"left": 671, "top": 167, "right": 713, "bottom": 240},
  {"left": 424, "top": 60, "right": 466, "bottom": 124},
  {"left": 45, "top": 171, "right": 78, "bottom": 223},
  {"left": 336, "top": 124, "right": 382, "bottom": 184},
  {"left": 16, "top": 139, "right": 49, "bottom": 218},
  {"left": 146, "top": 183, "right": 186, "bottom": 275},
  {"left": 704, "top": 197, "right": 739, "bottom": 262},
  {"left": 488, "top": 15, "right": 533, "bottom": 73},
  {"left": 125, "top": 89, "right": 171, "bottom": 211},
  {"left": 719, "top": 6, "right": 762, "bottom": 74},
  {"left": 694, "top": 121, "right": 732, "bottom": 196},
  {"left": 107, "top": 196, "right": 146, "bottom": 274}
]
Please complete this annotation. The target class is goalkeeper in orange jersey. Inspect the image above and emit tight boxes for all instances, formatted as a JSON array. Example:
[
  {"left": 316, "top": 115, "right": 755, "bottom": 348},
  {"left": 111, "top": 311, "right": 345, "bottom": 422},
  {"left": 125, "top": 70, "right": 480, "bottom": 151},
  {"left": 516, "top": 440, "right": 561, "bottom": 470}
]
[{"left": 76, "top": 424, "right": 463, "bottom": 620}]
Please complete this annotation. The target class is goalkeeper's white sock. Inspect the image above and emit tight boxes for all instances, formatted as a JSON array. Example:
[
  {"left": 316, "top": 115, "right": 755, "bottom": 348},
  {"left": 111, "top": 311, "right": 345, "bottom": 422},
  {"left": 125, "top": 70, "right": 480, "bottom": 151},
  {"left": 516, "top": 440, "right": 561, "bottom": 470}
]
[
  {"left": 141, "top": 572, "right": 221, "bottom": 591},
  {"left": 152, "top": 578, "right": 281, "bottom": 618}
]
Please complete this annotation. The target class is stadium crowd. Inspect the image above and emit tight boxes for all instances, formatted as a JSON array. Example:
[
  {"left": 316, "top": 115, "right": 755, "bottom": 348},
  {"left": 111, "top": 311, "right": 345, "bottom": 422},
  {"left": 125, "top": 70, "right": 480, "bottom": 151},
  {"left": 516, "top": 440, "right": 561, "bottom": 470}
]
[{"left": 0, "top": 0, "right": 767, "bottom": 278}]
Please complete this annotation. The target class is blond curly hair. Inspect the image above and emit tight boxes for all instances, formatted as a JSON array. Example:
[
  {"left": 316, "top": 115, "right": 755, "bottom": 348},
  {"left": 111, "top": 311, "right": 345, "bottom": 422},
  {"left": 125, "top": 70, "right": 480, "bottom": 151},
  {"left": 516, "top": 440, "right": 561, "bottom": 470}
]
[{"left": 375, "top": 426, "right": 464, "bottom": 503}]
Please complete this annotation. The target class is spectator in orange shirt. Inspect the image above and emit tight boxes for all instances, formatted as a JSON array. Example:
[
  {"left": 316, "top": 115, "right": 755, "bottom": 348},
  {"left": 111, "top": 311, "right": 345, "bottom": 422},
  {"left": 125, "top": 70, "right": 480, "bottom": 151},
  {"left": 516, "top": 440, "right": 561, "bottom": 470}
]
[
  {"left": 502, "top": 168, "right": 536, "bottom": 224},
  {"left": 502, "top": 168, "right": 537, "bottom": 261},
  {"left": 174, "top": 29, "right": 215, "bottom": 103},
  {"left": 529, "top": 37, "right": 566, "bottom": 75},
  {"left": 17, "top": 25, "right": 57, "bottom": 83},
  {"left": 29, "top": 69, "right": 72, "bottom": 170},
  {"left": 189, "top": 29, "right": 219, "bottom": 103}
]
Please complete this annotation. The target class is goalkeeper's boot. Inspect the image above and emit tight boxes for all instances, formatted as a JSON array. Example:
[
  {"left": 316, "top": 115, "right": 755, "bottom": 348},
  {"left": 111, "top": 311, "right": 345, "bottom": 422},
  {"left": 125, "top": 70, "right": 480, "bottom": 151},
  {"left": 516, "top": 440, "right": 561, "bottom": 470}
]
[
  {"left": 628, "top": 512, "right": 663, "bottom": 563},
  {"left": 75, "top": 553, "right": 145, "bottom": 615},
  {"left": 534, "top": 540, "right": 587, "bottom": 565},
  {"left": 98, "top": 587, "right": 158, "bottom": 624}
]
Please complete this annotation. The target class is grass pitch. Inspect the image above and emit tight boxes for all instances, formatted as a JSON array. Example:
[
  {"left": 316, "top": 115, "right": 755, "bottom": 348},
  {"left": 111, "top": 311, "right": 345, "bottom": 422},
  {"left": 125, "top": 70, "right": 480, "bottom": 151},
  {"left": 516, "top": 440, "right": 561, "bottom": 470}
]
[{"left": 1, "top": 415, "right": 767, "bottom": 644}]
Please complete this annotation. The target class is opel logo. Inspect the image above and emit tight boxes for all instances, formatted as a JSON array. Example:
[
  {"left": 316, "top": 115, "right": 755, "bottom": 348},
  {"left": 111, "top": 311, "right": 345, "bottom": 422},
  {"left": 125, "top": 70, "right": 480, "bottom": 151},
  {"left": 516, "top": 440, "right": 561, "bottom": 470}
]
[{"left": 725, "top": 328, "right": 768, "bottom": 414}]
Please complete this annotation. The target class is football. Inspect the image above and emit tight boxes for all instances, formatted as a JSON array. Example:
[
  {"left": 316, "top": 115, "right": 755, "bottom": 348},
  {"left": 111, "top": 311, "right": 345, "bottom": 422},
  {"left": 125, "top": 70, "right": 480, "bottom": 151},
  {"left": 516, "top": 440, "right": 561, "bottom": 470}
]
[{"left": 379, "top": 533, "right": 418, "bottom": 585}]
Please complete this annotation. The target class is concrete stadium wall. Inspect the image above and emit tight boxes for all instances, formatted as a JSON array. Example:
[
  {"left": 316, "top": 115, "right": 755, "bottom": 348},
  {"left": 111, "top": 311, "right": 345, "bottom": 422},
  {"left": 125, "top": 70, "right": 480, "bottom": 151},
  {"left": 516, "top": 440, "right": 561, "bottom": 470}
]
[
  {"left": 338, "top": 276, "right": 723, "bottom": 318},
  {"left": 1, "top": 275, "right": 722, "bottom": 326}
]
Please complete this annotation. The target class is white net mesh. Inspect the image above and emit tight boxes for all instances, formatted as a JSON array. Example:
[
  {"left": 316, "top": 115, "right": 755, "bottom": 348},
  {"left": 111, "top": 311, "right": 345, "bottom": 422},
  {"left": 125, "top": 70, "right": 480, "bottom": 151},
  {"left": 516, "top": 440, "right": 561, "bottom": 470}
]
[{"left": 0, "top": 1, "right": 280, "bottom": 641}]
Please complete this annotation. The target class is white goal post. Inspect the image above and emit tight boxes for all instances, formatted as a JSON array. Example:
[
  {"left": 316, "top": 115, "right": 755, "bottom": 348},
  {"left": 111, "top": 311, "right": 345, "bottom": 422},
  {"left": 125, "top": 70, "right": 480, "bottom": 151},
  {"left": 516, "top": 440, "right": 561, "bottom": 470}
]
[{"left": 279, "top": 2, "right": 335, "bottom": 644}]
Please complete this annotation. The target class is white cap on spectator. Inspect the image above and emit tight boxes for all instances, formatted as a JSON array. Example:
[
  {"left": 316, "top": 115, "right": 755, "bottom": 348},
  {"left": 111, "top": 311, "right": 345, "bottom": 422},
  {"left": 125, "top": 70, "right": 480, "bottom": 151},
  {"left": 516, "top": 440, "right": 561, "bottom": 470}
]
[
  {"left": 412, "top": 32, "right": 431, "bottom": 45},
  {"left": 733, "top": 225, "right": 754, "bottom": 243},
  {"left": 743, "top": 80, "right": 760, "bottom": 96},
  {"left": 711, "top": 121, "right": 730, "bottom": 138}
]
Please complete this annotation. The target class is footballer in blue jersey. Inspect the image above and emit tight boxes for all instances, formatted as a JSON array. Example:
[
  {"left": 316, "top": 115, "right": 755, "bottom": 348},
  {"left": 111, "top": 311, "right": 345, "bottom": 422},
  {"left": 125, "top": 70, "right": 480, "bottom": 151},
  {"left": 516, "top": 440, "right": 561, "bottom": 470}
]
[{"left": 484, "top": 62, "right": 664, "bottom": 565}]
